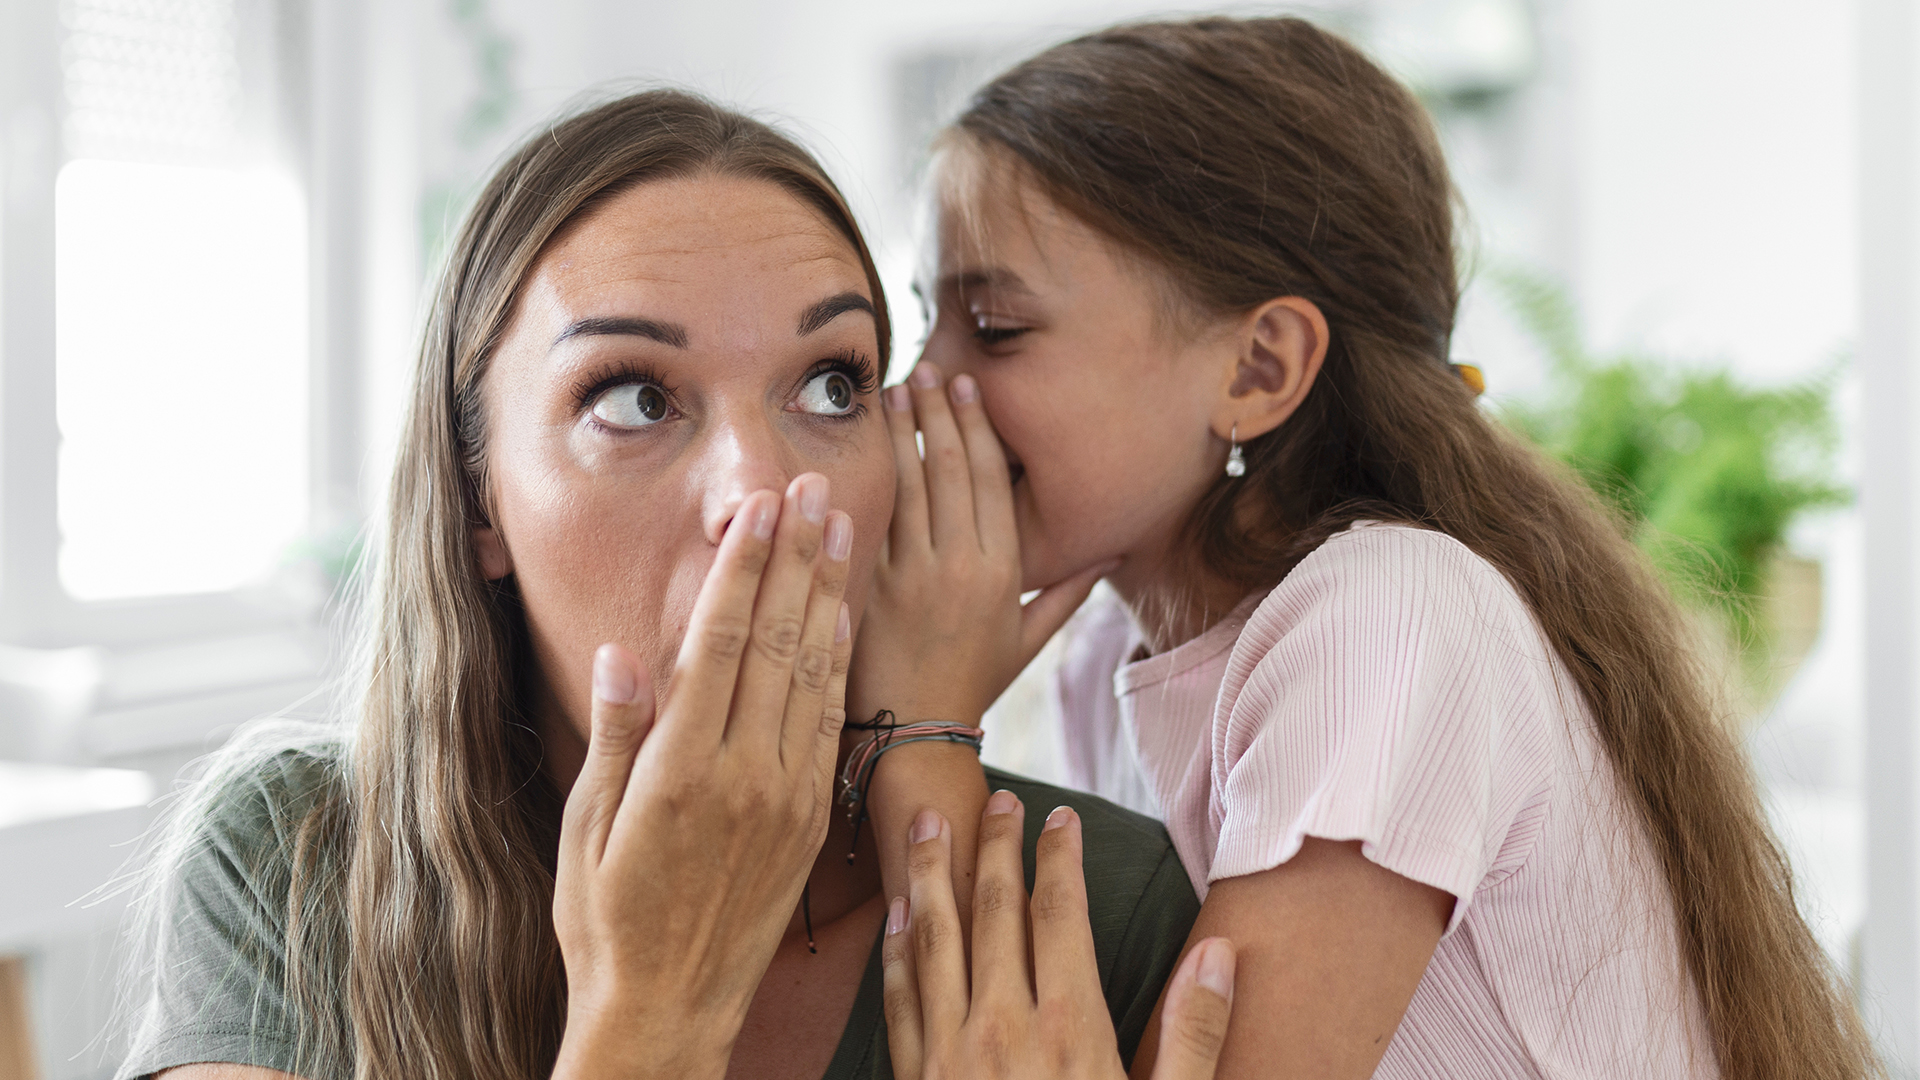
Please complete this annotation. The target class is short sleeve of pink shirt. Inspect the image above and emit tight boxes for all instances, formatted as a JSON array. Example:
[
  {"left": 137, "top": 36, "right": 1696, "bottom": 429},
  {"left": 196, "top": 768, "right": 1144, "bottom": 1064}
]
[{"left": 1208, "top": 524, "right": 1561, "bottom": 930}]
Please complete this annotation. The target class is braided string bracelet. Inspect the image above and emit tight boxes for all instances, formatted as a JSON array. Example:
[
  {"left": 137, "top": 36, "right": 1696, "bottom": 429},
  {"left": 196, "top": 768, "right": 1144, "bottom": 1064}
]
[
  {"left": 839, "top": 710, "right": 985, "bottom": 865},
  {"left": 800, "top": 711, "right": 984, "bottom": 955}
]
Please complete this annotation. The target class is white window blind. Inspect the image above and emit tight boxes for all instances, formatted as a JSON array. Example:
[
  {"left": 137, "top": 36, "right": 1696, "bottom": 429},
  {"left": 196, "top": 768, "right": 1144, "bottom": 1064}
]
[{"left": 54, "top": 0, "right": 310, "bottom": 601}]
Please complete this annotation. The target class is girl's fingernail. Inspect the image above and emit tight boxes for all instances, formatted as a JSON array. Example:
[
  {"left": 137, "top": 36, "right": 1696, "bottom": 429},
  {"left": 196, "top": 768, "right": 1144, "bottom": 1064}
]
[
  {"left": 835, "top": 601, "right": 850, "bottom": 642},
  {"left": 825, "top": 512, "right": 852, "bottom": 562},
  {"left": 950, "top": 374, "right": 978, "bottom": 404},
  {"left": 797, "top": 474, "right": 829, "bottom": 524},
  {"left": 1196, "top": 938, "right": 1236, "bottom": 1000},
  {"left": 592, "top": 644, "right": 640, "bottom": 704},
  {"left": 748, "top": 493, "right": 779, "bottom": 540},
  {"left": 985, "top": 789, "right": 1019, "bottom": 816},
  {"left": 886, "top": 384, "right": 912, "bottom": 411},
  {"left": 887, "top": 896, "right": 909, "bottom": 936},
  {"left": 910, "top": 809, "right": 943, "bottom": 845},
  {"left": 1043, "top": 805, "right": 1073, "bottom": 832},
  {"left": 910, "top": 363, "right": 940, "bottom": 389}
]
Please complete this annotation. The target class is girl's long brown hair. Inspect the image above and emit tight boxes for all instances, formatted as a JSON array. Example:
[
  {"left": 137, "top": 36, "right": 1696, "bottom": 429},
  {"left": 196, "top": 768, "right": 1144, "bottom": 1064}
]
[
  {"left": 273, "top": 90, "right": 887, "bottom": 1080},
  {"left": 951, "top": 17, "right": 1876, "bottom": 1079}
]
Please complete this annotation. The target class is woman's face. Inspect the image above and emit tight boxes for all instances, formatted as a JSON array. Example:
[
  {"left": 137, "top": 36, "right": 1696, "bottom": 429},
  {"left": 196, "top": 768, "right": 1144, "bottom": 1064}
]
[
  {"left": 916, "top": 175, "right": 1232, "bottom": 595},
  {"left": 478, "top": 173, "right": 894, "bottom": 740}
]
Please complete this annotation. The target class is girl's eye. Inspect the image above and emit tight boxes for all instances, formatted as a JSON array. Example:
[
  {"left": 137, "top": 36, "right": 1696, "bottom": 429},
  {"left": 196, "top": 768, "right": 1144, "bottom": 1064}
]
[
  {"left": 591, "top": 382, "right": 671, "bottom": 427},
  {"left": 796, "top": 370, "right": 857, "bottom": 416},
  {"left": 972, "top": 320, "right": 1030, "bottom": 346}
]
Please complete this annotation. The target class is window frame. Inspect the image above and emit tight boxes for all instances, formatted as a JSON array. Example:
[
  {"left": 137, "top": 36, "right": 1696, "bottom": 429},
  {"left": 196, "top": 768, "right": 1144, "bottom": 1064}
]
[{"left": 0, "top": 0, "right": 369, "bottom": 762}]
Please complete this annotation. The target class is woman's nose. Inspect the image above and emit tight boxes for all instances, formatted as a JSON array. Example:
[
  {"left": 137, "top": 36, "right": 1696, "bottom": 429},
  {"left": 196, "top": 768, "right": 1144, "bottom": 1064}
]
[{"left": 700, "top": 418, "right": 797, "bottom": 546}]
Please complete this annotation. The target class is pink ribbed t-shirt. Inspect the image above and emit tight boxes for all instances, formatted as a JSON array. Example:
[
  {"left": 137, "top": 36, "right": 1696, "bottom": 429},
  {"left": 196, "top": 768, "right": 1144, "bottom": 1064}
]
[{"left": 1051, "top": 523, "right": 1716, "bottom": 1078}]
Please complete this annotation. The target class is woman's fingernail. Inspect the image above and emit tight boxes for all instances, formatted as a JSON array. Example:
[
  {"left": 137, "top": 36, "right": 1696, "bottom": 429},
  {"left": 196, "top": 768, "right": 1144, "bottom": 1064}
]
[
  {"left": 910, "top": 363, "right": 940, "bottom": 389},
  {"left": 887, "top": 896, "right": 909, "bottom": 936},
  {"left": 797, "top": 474, "right": 829, "bottom": 524},
  {"left": 748, "top": 493, "right": 779, "bottom": 540},
  {"left": 835, "top": 601, "right": 850, "bottom": 642},
  {"left": 950, "top": 374, "right": 978, "bottom": 404},
  {"left": 1043, "top": 805, "right": 1073, "bottom": 832},
  {"left": 592, "top": 644, "right": 640, "bottom": 705},
  {"left": 886, "top": 384, "right": 912, "bottom": 411},
  {"left": 910, "top": 809, "right": 943, "bottom": 845},
  {"left": 985, "top": 789, "right": 1019, "bottom": 816},
  {"left": 1196, "top": 938, "right": 1236, "bottom": 1000},
  {"left": 824, "top": 512, "right": 852, "bottom": 562}
]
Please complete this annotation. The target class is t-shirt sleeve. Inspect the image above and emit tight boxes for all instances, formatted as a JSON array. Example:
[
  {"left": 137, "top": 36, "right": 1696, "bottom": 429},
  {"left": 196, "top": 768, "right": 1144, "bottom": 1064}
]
[
  {"left": 1206, "top": 526, "right": 1560, "bottom": 932},
  {"left": 117, "top": 752, "right": 343, "bottom": 1080},
  {"left": 992, "top": 769, "right": 1201, "bottom": 1071},
  {"left": 1101, "top": 843, "right": 1202, "bottom": 1067}
]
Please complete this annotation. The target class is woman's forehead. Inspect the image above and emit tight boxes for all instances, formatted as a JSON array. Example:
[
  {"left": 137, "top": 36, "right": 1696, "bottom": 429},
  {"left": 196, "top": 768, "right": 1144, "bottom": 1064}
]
[
  {"left": 514, "top": 175, "right": 871, "bottom": 348},
  {"left": 545, "top": 175, "right": 864, "bottom": 288}
]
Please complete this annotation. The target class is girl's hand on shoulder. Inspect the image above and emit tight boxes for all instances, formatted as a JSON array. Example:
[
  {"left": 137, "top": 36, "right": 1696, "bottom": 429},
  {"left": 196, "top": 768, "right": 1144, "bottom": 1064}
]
[
  {"left": 551, "top": 476, "right": 854, "bottom": 1080},
  {"left": 882, "top": 795, "right": 1236, "bottom": 1080},
  {"left": 851, "top": 362, "right": 1113, "bottom": 728}
]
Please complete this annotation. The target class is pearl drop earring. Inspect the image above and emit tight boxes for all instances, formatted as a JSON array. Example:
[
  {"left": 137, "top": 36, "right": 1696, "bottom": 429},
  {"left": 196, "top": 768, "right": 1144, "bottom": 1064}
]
[{"left": 1225, "top": 423, "right": 1246, "bottom": 477}]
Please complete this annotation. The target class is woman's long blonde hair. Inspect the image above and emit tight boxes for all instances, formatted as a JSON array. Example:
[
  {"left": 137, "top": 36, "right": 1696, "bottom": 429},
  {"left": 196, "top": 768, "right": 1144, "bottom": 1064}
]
[
  {"left": 950, "top": 17, "right": 1879, "bottom": 1079},
  {"left": 122, "top": 89, "right": 889, "bottom": 1080}
]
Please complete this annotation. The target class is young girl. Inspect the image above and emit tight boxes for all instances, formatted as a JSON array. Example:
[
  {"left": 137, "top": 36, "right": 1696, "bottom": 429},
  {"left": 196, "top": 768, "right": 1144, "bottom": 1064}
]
[{"left": 865, "top": 16, "right": 1877, "bottom": 1080}]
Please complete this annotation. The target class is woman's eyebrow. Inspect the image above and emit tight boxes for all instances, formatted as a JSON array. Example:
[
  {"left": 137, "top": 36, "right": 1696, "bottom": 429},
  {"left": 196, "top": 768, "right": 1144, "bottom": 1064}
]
[
  {"left": 797, "top": 291, "right": 876, "bottom": 335},
  {"left": 551, "top": 315, "right": 690, "bottom": 349}
]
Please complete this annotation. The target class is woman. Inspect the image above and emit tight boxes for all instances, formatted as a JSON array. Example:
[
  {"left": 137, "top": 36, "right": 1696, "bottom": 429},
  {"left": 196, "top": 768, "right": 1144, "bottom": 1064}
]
[{"left": 114, "top": 90, "right": 1216, "bottom": 1080}]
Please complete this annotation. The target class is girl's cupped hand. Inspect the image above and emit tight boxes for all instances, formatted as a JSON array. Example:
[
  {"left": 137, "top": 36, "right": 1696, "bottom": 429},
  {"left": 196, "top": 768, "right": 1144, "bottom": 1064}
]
[
  {"left": 848, "top": 362, "right": 1113, "bottom": 729},
  {"left": 883, "top": 793, "right": 1236, "bottom": 1080},
  {"left": 550, "top": 474, "right": 854, "bottom": 1080}
]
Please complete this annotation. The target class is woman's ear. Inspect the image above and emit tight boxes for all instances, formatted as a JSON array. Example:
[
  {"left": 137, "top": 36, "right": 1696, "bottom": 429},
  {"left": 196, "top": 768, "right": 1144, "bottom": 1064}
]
[
  {"left": 474, "top": 527, "right": 514, "bottom": 580},
  {"left": 1210, "top": 296, "right": 1328, "bottom": 441}
]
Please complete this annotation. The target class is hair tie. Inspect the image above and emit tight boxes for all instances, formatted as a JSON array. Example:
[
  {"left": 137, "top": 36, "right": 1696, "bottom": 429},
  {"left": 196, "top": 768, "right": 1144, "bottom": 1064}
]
[{"left": 1452, "top": 363, "right": 1486, "bottom": 395}]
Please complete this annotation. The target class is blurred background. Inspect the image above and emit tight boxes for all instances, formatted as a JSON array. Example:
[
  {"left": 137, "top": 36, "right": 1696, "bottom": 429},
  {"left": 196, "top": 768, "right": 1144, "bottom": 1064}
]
[{"left": 0, "top": 0, "right": 1914, "bottom": 1076}]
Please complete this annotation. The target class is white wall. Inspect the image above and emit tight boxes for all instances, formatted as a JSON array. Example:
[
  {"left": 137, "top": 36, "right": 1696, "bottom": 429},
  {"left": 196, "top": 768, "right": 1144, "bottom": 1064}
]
[
  {"left": 15, "top": 0, "right": 1886, "bottom": 1075},
  {"left": 1573, "top": 0, "right": 1855, "bottom": 383}
]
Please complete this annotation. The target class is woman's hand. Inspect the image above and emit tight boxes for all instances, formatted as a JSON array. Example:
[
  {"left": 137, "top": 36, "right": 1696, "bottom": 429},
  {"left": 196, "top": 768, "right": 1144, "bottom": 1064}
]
[
  {"left": 550, "top": 475, "right": 854, "bottom": 1080},
  {"left": 882, "top": 794, "right": 1237, "bottom": 1080}
]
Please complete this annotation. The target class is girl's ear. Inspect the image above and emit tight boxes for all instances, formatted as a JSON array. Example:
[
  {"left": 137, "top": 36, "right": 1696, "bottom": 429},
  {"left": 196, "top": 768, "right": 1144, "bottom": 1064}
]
[
  {"left": 1210, "top": 296, "right": 1328, "bottom": 442},
  {"left": 474, "top": 527, "right": 514, "bottom": 580}
]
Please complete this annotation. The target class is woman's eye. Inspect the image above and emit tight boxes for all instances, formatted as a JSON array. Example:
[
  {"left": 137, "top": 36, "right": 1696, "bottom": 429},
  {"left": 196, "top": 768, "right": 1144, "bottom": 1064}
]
[
  {"left": 796, "top": 370, "right": 857, "bottom": 416},
  {"left": 590, "top": 382, "right": 671, "bottom": 427}
]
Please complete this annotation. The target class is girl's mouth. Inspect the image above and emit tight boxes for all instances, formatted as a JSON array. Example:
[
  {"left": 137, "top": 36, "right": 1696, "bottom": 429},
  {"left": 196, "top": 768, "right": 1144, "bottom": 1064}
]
[{"left": 1005, "top": 448, "right": 1026, "bottom": 487}]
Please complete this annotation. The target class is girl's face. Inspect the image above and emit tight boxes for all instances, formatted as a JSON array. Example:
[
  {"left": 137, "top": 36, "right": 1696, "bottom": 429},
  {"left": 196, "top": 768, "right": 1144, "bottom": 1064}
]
[
  {"left": 916, "top": 177, "right": 1233, "bottom": 594},
  {"left": 478, "top": 173, "right": 894, "bottom": 739}
]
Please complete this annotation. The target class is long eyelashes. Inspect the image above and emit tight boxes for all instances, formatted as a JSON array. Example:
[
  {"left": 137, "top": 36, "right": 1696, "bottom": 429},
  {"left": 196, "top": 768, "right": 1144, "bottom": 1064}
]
[
  {"left": 570, "top": 362, "right": 675, "bottom": 414},
  {"left": 570, "top": 349, "right": 881, "bottom": 424},
  {"left": 808, "top": 348, "right": 880, "bottom": 397}
]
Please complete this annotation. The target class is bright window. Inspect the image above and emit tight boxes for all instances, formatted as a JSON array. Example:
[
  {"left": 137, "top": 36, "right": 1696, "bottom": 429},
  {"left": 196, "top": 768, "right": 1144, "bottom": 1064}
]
[{"left": 54, "top": 159, "right": 309, "bottom": 600}]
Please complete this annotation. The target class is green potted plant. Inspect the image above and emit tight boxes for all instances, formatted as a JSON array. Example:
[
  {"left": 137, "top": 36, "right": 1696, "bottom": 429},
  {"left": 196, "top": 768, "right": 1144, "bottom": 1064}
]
[{"left": 1491, "top": 267, "right": 1849, "bottom": 727}]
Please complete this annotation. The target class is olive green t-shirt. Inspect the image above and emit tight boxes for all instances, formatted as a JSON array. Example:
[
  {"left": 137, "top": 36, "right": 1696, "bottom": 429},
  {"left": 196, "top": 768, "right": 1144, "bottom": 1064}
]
[{"left": 119, "top": 750, "right": 1200, "bottom": 1080}]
